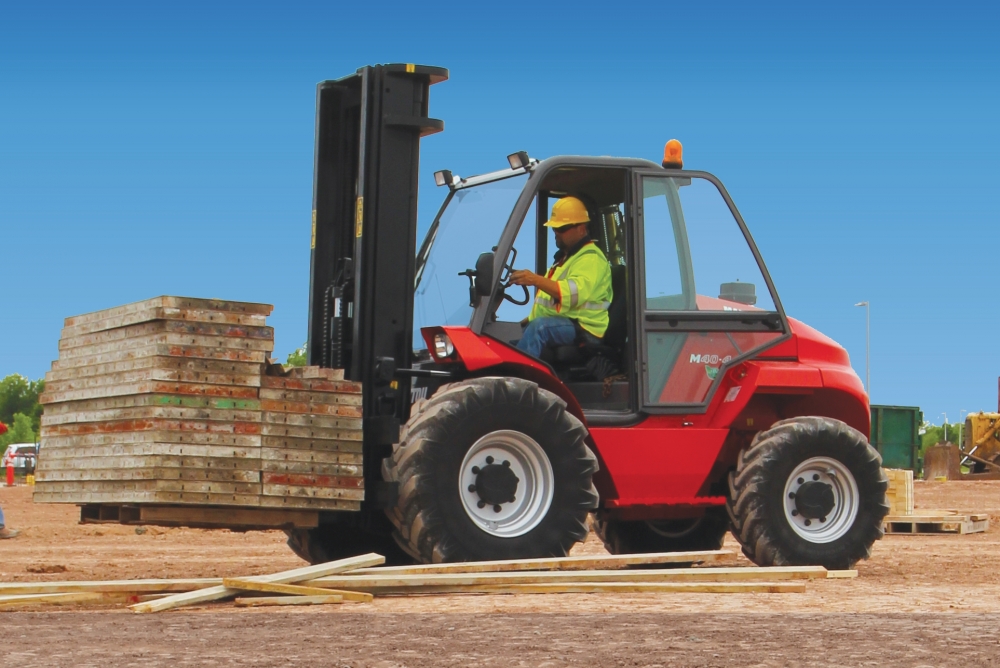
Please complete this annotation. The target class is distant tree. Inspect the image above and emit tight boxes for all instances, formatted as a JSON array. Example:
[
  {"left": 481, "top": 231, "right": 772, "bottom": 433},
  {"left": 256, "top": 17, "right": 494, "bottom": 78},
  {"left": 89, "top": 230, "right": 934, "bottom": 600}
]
[
  {"left": 0, "top": 413, "right": 37, "bottom": 450},
  {"left": 0, "top": 374, "right": 44, "bottom": 435},
  {"left": 286, "top": 344, "right": 307, "bottom": 367},
  {"left": 920, "top": 422, "right": 965, "bottom": 456}
]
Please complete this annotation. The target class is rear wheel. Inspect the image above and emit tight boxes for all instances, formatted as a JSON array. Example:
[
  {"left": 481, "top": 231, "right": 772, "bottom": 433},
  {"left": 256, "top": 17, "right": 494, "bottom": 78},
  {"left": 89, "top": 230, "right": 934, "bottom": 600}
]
[
  {"left": 594, "top": 507, "right": 729, "bottom": 555},
  {"left": 285, "top": 518, "right": 416, "bottom": 566},
  {"left": 727, "top": 416, "right": 888, "bottom": 570},
  {"left": 383, "top": 377, "right": 599, "bottom": 563}
]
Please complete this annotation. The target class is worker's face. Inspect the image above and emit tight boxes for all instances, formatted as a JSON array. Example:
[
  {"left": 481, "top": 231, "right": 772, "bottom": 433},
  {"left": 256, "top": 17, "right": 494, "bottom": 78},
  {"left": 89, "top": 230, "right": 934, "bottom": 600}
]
[{"left": 553, "top": 223, "right": 587, "bottom": 250}]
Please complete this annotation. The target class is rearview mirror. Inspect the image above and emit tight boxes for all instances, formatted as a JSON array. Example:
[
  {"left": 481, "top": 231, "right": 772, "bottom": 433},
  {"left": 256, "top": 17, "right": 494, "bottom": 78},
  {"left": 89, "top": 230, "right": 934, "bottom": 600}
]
[{"left": 474, "top": 252, "right": 494, "bottom": 296}]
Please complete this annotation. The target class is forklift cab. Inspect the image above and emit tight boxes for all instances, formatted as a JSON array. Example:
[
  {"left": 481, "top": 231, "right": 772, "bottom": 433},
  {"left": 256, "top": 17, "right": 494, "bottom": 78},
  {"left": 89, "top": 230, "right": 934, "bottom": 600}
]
[{"left": 414, "top": 151, "right": 788, "bottom": 418}]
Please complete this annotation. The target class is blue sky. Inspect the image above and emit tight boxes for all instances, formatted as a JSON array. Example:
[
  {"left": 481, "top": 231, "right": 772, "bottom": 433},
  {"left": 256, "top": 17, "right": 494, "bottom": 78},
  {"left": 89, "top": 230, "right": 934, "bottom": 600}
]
[{"left": 2, "top": 1, "right": 997, "bottom": 426}]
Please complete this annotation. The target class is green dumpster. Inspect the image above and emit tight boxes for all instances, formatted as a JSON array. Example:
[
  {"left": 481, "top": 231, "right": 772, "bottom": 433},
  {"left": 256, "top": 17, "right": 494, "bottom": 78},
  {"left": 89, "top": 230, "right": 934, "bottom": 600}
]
[{"left": 870, "top": 405, "right": 923, "bottom": 472}]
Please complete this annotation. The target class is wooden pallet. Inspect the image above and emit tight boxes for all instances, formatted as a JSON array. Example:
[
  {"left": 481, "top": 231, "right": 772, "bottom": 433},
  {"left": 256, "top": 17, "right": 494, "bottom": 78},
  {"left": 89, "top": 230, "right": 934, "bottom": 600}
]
[{"left": 883, "top": 511, "right": 990, "bottom": 535}]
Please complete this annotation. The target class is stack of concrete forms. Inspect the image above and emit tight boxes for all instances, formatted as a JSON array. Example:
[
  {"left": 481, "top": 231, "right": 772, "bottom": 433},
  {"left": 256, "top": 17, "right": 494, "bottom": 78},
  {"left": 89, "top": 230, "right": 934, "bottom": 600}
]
[{"left": 35, "top": 296, "right": 363, "bottom": 511}]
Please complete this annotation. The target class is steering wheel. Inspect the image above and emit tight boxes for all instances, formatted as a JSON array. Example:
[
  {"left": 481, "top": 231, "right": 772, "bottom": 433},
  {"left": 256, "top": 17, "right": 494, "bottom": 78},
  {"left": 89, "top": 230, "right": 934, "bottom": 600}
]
[{"left": 498, "top": 247, "right": 531, "bottom": 305}]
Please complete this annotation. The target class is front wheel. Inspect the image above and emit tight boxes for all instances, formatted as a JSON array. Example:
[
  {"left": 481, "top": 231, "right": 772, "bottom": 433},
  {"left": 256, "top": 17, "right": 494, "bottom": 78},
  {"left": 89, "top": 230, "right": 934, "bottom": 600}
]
[
  {"left": 382, "top": 377, "right": 599, "bottom": 563},
  {"left": 727, "top": 416, "right": 888, "bottom": 570}
]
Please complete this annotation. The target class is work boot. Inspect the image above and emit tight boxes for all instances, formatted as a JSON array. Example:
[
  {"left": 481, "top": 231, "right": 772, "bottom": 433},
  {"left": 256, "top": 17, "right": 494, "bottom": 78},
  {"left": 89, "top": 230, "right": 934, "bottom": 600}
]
[{"left": 0, "top": 527, "right": 19, "bottom": 539}]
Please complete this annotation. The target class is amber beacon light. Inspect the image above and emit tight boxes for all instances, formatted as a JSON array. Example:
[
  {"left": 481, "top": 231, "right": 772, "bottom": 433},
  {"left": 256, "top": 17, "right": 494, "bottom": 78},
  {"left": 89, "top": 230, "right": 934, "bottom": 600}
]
[{"left": 662, "top": 139, "right": 683, "bottom": 169}]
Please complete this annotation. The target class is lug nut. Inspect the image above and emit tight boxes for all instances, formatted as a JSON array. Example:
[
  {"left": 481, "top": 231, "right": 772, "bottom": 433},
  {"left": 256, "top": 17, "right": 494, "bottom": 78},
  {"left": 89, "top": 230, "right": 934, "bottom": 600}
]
[
  {"left": 486, "top": 456, "right": 495, "bottom": 464},
  {"left": 503, "top": 460, "right": 511, "bottom": 467},
  {"left": 804, "top": 519, "right": 812, "bottom": 526},
  {"left": 468, "top": 484, "right": 477, "bottom": 493},
  {"left": 788, "top": 492, "right": 796, "bottom": 499},
  {"left": 812, "top": 474, "right": 820, "bottom": 481},
  {"left": 472, "top": 466, "right": 480, "bottom": 475},
  {"left": 510, "top": 496, "right": 516, "bottom": 502},
  {"left": 477, "top": 500, "right": 486, "bottom": 509},
  {"left": 791, "top": 509, "right": 799, "bottom": 517},
  {"left": 493, "top": 504, "right": 502, "bottom": 513},
  {"left": 797, "top": 477, "right": 804, "bottom": 485},
  {"left": 820, "top": 516, "right": 827, "bottom": 523}
]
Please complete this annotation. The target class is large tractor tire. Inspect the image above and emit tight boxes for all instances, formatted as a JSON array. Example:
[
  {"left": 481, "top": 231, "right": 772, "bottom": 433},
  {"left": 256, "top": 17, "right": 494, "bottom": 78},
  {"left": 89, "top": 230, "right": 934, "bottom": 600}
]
[
  {"left": 382, "top": 377, "right": 599, "bottom": 563},
  {"left": 594, "top": 507, "right": 729, "bottom": 555},
  {"left": 727, "top": 416, "right": 889, "bottom": 570}
]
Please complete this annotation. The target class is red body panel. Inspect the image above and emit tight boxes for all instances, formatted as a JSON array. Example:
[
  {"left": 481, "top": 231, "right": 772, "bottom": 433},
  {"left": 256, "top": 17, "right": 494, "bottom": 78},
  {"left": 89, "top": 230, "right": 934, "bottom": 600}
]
[{"left": 424, "top": 315, "right": 868, "bottom": 515}]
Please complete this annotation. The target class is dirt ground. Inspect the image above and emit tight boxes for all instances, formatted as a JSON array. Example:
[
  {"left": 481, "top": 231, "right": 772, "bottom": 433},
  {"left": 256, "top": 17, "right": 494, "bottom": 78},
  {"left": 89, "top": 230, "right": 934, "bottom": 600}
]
[{"left": 2, "top": 480, "right": 1000, "bottom": 666}]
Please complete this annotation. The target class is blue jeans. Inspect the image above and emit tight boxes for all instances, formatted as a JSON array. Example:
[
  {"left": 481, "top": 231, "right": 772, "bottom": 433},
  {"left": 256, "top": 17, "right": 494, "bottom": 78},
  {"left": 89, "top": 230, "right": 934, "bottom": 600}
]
[
  {"left": 0, "top": 504, "right": 5, "bottom": 529},
  {"left": 516, "top": 316, "right": 601, "bottom": 358}
]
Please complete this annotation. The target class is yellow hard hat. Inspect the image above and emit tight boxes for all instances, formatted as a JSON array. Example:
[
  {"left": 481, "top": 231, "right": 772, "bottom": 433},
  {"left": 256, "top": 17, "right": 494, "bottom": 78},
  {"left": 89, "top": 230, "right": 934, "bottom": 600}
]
[{"left": 544, "top": 196, "right": 590, "bottom": 228}]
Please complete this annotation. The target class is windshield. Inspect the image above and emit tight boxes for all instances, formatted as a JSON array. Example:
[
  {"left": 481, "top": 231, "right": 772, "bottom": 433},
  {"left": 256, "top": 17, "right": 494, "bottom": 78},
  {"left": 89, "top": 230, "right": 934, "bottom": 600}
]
[{"left": 413, "top": 173, "right": 528, "bottom": 349}]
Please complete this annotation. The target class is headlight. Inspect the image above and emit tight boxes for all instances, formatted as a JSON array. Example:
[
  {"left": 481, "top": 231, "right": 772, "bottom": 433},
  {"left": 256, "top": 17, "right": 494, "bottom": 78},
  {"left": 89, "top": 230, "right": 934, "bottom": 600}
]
[{"left": 433, "top": 333, "right": 455, "bottom": 359}]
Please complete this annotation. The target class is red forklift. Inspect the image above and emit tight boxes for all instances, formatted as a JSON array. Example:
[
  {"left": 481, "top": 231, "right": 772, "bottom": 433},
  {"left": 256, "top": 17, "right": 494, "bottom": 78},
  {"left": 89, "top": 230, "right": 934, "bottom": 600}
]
[{"left": 293, "top": 63, "right": 888, "bottom": 570}]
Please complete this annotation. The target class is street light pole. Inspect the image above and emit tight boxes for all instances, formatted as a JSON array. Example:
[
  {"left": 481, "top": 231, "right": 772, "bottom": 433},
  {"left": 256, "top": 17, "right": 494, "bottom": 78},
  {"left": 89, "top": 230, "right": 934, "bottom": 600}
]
[
  {"left": 941, "top": 412, "right": 948, "bottom": 444},
  {"left": 855, "top": 301, "right": 870, "bottom": 396},
  {"left": 960, "top": 409, "right": 967, "bottom": 448}
]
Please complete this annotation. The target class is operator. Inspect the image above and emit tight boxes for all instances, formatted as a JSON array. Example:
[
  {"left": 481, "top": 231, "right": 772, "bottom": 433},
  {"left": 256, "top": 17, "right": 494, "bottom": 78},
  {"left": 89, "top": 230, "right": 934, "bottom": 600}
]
[{"left": 510, "top": 196, "right": 612, "bottom": 358}]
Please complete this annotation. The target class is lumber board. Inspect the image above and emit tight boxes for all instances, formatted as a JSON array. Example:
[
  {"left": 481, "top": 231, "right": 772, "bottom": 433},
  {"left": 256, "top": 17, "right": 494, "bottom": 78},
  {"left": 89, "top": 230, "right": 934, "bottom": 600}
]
[
  {"left": 36, "top": 442, "right": 260, "bottom": 460},
  {"left": 222, "top": 578, "right": 373, "bottom": 601},
  {"left": 32, "top": 490, "right": 264, "bottom": 506},
  {"left": 42, "top": 381, "right": 261, "bottom": 404},
  {"left": 371, "top": 582, "right": 808, "bottom": 595},
  {"left": 42, "top": 405, "right": 262, "bottom": 426},
  {"left": 351, "top": 551, "right": 735, "bottom": 576},
  {"left": 35, "top": 454, "right": 262, "bottom": 471},
  {"left": 259, "top": 388, "right": 362, "bottom": 406},
  {"left": 31, "top": 478, "right": 262, "bottom": 495},
  {"left": 261, "top": 460, "right": 363, "bottom": 476},
  {"left": 261, "top": 435, "right": 364, "bottom": 450},
  {"left": 260, "top": 423, "right": 363, "bottom": 440},
  {"left": 60, "top": 312, "right": 274, "bottom": 342},
  {"left": 46, "top": 356, "right": 264, "bottom": 382},
  {"left": 44, "top": 368, "right": 263, "bottom": 391},
  {"left": 60, "top": 311, "right": 271, "bottom": 340},
  {"left": 234, "top": 595, "right": 343, "bottom": 607},
  {"left": 261, "top": 376, "right": 362, "bottom": 393},
  {"left": 35, "top": 467, "right": 261, "bottom": 483},
  {"left": 42, "top": 417, "right": 262, "bottom": 437},
  {"left": 261, "top": 472, "right": 363, "bottom": 488},
  {"left": 0, "top": 578, "right": 221, "bottom": 596},
  {"left": 883, "top": 517, "right": 989, "bottom": 535},
  {"left": 41, "top": 394, "right": 262, "bottom": 414},
  {"left": 285, "top": 367, "right": 345, "bottom": 380},
  {"left": 309, "top": 566, "right": 829, "bottom": 590},
  {"left": 62, "top": 297, "right": 272, "bottom": 328},
  {"left": 261, "top": 484, "right": 364, "bottom": 501},
  {"left": 40, "top": 430, "right": 262, "bottom": 448},
  {"left": 46, "top": 344, "right": 268, "bottom": 372},
  {"left": 262, "top": 412, "right": 364, "bottom": 428},
  {"left": 59, "top": 320, "right": 273, "bottom": 350},
  {"left": 258, "top": 496, "right": 361, "bottom": 510},
  {"left": 260, "top": 399, "right": 363, "bottom": 417},
  {"left": 54, "top": 332, "right": 274, "bottom": 360},
  {"left": 0, "top": 592, "right": 125, "bottom": 608},
  {"left": 826, "top": 570, "right": 859, "bottom": 579},
  {"left": 130, "top": 552, "right": 385, "bottom": 613}
]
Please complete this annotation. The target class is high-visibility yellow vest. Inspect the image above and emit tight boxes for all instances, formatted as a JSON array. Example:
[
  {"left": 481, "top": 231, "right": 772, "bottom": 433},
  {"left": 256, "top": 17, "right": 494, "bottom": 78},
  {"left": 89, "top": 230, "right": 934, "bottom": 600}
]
[{"left": 529, "top": 242, "right": 612, "bottom": 338}]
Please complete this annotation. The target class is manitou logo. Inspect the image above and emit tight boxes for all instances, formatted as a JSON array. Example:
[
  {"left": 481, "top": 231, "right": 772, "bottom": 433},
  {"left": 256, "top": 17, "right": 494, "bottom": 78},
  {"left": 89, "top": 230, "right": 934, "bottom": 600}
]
[{"left": 689, "top": 354, "right": 733, "bottom": 365}]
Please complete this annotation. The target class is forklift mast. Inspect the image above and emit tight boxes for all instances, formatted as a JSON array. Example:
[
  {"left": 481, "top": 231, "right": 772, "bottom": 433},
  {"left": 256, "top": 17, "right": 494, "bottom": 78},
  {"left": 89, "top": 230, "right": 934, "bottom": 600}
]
[{"left": 308, "top": 64, "right": 448, "bottom": 480}]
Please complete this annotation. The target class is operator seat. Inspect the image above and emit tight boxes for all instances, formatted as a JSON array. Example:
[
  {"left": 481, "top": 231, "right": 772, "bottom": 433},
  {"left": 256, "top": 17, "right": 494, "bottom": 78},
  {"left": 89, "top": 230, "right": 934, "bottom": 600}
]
[{"left": 541, "top": 263, "right": 627, "bottom": 378}]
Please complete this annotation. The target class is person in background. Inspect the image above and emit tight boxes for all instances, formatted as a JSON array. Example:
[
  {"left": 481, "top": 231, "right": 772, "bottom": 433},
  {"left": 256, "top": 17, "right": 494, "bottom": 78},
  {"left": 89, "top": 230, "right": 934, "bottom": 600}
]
[{"left": 0, "top": 503, "right": 18, "bottom": 539}]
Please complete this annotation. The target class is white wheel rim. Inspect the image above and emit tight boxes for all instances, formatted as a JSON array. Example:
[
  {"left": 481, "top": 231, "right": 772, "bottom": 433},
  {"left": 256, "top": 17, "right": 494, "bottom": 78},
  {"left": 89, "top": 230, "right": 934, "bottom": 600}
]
[
  {"left": 783, "top": 456, "right": 860, "bottom": 544},
  {"left": 459, "top": 430, "right": 554, "bottom": 538}
]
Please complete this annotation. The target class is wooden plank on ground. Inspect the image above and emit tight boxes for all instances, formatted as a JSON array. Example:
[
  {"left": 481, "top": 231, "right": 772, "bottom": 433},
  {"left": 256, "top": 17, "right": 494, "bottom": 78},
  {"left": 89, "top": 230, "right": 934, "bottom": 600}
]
[
  {"left": 222, "top": 578, "right": 372, "bottom": 602},
  {"left": 308, "top": 565, "right": 828, "bottom": 591},
  {"left": 351, "top": 551, "right": 734, "bottom": 576},
  {"left": 370, "top": 582, "right": 808, "bottom": 596},
  {"left": 0, "top": 592, "right": 130, "bottom": 608},
  {"left": 826, "top": 570, "right": 858, "bottom": 579},
  {"left": 234, "top": 595, "right": 343, "bottom": 607},
  {"left": 0, "top": 578, "right": 221, "bottom": 597},
  {"left": 129, "top": 552, "right": 385, "bottom": 613}
]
